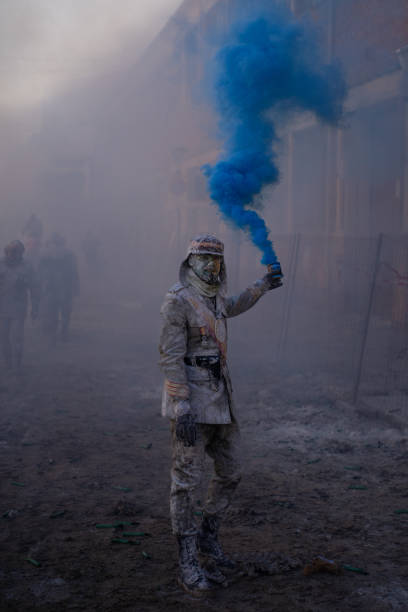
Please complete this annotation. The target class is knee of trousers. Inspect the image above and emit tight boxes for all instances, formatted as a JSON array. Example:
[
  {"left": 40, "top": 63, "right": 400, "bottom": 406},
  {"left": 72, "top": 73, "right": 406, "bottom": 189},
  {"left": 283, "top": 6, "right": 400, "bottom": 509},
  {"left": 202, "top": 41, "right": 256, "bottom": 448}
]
[{"left": 170, "top": 464, "right": 202, "bottom": 493}]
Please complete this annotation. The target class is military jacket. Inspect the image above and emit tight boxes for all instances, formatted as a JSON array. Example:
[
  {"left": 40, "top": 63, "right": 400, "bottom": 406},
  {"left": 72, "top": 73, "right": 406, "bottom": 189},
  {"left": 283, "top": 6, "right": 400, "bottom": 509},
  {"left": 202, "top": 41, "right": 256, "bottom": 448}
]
[
  {"left": 0, "top": 259, "right": 40, "bottom": 319},
  {"left": 159, "top": 278, "right": 269, "bottom": 424}
]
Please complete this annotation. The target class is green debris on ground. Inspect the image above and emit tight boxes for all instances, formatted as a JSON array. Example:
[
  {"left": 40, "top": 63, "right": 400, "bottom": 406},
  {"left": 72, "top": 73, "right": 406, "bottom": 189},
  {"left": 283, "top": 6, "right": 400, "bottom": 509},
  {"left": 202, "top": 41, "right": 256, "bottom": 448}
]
[
  {"left": 111, "top": 538, "right": 130, "bottom": 544},
  {"left": 307, "top": 458, "right": 321, "bottom": 464},
  {"left": 394, "top": 509, "right": 408, "bottom": 514},
  {"left": 25, "top": 558, "right": 40, "bottom": 567},
  {"left": 112, "top": 486, "right": 132, "bottom": 492},
  {"left": 122, "top": 531, "right": 151, "bottom": 537},
  {"left": 11, "top": 482, "right": 26, "bottom": 487},
  {"left": 272, "top": 501, "right": 295, "bottom": 509},
  {"left": 2, "top": 510, "right": 14, "bottom": 518},
  {"left": 50, "top": 510, "right": 66, "bottom": 518},
  {"left": 140, "top": 443, "right": 152, "bottom": 449},
  {"left": 344, "top": 466, "right": 362, "bottom": 471},
  {"left": 348, "top": 485, "right": 368, "bottom": 490},
  {"left": 96, "top": 521, "right": 134, "bottom": 529},
  {"left": 112, "top": 537, "right": 141, "bottom": 545},
  {"left": 342, "top": 564, "right": 368, "bottom": 575},
  {"left": 142, "top": 551, "right": 151, "bottom": 559}
]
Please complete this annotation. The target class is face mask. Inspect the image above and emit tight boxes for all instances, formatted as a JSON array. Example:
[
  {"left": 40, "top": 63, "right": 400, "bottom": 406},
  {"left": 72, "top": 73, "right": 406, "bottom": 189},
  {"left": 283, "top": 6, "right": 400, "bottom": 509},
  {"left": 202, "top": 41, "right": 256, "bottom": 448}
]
[{"left": 189, "top": 254, "right": 222, "bottom": 285}]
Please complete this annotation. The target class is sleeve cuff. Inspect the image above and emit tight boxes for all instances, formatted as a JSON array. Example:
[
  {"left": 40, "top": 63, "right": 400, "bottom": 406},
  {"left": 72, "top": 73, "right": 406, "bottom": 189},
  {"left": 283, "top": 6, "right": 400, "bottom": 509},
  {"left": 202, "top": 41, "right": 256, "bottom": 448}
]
[
  {"left": 165, "top": 379, "right": 190, "bottom": 400},
  {"left": 173, "top": 399, "right": 191, "bottom": 417}
]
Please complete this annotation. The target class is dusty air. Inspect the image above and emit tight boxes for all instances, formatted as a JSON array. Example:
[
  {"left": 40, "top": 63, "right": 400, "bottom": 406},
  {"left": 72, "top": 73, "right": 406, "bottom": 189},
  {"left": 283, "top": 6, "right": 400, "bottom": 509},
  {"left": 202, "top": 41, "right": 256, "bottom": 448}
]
[{"left": 1, "top": 0, "right": 407, "bottom": 610}]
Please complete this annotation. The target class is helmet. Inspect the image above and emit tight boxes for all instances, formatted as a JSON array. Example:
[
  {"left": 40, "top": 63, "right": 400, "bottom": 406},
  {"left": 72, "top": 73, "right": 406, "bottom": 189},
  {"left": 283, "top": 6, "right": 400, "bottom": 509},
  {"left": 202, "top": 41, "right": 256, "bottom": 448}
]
[
  {"left": 186, "top": 234, "right": 224, "bottom": 258},
  {"left": 180, "top": 233, "right": 227, "bottom": 294}
]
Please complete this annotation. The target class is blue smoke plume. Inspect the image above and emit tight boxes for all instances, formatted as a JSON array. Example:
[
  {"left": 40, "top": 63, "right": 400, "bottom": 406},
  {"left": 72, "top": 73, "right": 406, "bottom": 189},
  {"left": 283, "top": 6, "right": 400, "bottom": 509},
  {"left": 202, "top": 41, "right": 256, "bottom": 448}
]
[{"left": 202, "top": 4, "right": 346, "bottom": 265}]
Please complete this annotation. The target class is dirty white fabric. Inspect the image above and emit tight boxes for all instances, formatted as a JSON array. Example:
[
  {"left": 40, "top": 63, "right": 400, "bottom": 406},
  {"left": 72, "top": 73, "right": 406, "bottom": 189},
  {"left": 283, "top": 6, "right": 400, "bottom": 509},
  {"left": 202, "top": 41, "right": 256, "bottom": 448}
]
[
  {"left": 170, "top": 420, "right": 241, "bottom": 536},
  {"left": 159, "top": 272, "right": 270, "bottom": 424},
  {"left": 185, "top": 265, "right": 219, "bottom": 298}
]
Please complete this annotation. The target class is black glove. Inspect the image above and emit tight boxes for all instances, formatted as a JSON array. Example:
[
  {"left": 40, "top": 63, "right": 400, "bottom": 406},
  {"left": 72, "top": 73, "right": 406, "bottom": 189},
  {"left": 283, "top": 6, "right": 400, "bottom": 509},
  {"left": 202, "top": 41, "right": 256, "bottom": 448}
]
[
  {"left": 264, "top": 266, "right": 283, "bottom": 290},
  {"left": 175, "top": 413, "right": 197, "bottom": 447}
]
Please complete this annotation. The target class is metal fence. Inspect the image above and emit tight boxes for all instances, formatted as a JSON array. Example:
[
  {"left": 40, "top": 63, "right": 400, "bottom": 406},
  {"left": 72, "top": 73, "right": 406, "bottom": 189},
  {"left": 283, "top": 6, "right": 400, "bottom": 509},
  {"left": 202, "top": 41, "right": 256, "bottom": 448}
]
[{"left": 227, "top": 233, "right": 408, "bottom": 408}]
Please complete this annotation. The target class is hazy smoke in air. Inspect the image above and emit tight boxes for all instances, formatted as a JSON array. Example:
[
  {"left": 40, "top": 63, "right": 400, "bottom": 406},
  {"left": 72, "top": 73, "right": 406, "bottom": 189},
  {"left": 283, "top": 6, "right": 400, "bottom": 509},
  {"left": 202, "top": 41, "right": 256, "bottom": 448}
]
[{"left": 203, "top": 3, "right": 346, "bottom": 265}]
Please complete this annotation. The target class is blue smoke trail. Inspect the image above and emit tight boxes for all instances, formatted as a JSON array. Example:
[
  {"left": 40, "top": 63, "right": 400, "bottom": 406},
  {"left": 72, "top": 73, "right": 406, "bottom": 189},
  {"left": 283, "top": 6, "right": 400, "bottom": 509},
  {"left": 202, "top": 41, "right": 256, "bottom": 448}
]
[{"left": 203, "top": 4, "right": 346, "bottom": 265}]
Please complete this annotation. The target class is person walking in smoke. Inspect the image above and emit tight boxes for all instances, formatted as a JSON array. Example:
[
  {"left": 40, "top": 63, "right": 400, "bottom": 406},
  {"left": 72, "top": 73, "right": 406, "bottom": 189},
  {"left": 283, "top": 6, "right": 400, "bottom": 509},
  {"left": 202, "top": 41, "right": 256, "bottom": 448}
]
[
  {"left": 21, "top": 213, "right": 43, "bottom": 268},
  {"left": 38, "top": 233, "right": 80, "bottom": 346},
  {"left": 159, "top": 234, "right": 283, "bottom": 594},
  {"left": 0, "top": 240, "right": 40, "bottom": 371}
]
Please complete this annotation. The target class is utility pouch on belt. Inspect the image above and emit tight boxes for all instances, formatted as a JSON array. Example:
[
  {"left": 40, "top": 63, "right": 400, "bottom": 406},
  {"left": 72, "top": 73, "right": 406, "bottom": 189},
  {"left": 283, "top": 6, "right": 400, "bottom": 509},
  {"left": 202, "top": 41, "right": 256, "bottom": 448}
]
[{"left": 184, "top": 355, "right": 221, "bottom": 380}]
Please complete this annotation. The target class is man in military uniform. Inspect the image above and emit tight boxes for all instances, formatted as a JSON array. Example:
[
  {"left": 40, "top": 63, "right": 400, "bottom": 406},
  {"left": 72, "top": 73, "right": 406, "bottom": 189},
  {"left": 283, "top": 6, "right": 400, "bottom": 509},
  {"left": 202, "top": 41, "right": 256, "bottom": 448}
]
[
  {"left": 159, "top": 234, "right": 282, "bottom": 594},
  {"left": 0, "top": 240, "right": 40, "bottom": 370},
  {"left": 38, "top": 233, "right": 80, "bottom": 346}
]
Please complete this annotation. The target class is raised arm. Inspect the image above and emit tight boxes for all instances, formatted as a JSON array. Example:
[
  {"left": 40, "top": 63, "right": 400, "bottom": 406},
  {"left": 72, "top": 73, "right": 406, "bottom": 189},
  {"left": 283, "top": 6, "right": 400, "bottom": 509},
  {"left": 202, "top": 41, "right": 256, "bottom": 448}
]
[{"left": 225, "top": 270, "right": 283, "bottom": 318}]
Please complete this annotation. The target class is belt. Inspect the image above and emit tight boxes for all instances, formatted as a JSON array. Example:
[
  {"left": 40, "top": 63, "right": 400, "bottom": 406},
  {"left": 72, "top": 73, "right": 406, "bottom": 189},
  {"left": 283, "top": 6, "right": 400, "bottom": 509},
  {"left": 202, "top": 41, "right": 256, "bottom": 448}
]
[
  {"left": 184, "top": 355, "right": 221, "bottom": 379},
  {"left": 184, "top": 355, "right": 219, "bottom": 367}
]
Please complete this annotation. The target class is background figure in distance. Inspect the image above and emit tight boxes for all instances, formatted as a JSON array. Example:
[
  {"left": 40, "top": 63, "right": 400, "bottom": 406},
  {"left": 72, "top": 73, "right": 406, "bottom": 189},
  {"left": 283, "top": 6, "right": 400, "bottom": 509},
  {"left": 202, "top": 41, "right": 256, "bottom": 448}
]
[
  {"left": 0, "top": 240, "right": 40, "bottom": 370},
  {"left": 21, "top": 213, "right": 43, "bottom": 269},
  {"left": 38, "top": 233, "right": 80, "bottom": 346},
  {"left": 159, "top": 234, "right": 283, "bottom": 595}
]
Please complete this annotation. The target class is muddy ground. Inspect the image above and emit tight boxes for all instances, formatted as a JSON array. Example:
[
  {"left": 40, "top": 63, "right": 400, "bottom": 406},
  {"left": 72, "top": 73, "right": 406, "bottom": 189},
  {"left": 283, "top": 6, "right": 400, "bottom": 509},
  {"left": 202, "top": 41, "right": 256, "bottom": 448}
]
[{"left": 1, "top": 303, "right": 407, "bottom": 611}]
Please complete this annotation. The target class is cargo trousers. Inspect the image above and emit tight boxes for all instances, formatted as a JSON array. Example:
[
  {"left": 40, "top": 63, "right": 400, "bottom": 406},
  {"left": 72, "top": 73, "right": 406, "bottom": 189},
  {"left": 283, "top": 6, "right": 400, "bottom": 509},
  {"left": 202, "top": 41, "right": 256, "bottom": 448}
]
[{"left": 170, "top": 421, "right": 241, "bottom": 536}]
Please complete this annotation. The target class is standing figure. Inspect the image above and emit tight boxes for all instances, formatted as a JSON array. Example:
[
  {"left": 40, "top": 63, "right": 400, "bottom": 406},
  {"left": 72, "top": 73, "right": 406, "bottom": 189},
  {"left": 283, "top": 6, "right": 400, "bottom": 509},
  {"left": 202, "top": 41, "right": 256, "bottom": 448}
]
[
  {"left": 159, "top": 234, "right": 282, "bottom": 594},
  {"left": 38, "top": 233, "right": 80, "bottom": 346},
  {"left": 21, "top": 213, "right": 43, "bottom": 268},
  {"left": 0, "top": 240, "right": 40, "bottom": 370}
]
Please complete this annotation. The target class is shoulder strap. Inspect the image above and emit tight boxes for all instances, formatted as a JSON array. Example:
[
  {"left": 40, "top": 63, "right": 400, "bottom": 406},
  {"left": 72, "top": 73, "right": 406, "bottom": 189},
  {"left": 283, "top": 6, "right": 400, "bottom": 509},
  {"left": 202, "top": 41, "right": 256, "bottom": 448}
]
[
  {"left": 168, "top": 282, "right": 184, "bottom": 294},
  {"left": 179, "top": 287, "right": 227, "bottom": 361}
]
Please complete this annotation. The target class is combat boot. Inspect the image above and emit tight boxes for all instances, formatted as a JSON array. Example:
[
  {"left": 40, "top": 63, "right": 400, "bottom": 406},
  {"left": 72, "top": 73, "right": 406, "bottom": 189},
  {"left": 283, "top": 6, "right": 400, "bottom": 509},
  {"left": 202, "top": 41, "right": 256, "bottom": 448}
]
[
  {"left": 198, "top": 515, "right": 236, "bottom": 569},
  {"left": 177, "top": 535, "right": 214, "bottom": 595}
]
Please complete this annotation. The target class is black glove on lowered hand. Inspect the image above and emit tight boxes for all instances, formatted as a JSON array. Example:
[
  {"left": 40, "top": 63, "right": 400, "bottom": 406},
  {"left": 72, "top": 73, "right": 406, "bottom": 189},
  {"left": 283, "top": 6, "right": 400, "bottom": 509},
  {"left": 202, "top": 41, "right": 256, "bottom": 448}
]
[{"left": 175, "top": 413, "right": 197, "bottom": 447}]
